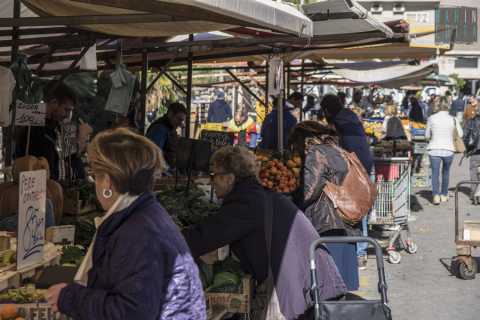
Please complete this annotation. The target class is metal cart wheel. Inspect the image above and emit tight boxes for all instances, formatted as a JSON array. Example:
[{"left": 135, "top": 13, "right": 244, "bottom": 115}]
[
  {"left": 388, "top": 251, "right": 402, "bottom": 264},
  {"left": 406, "top": 241, "right": 418, "bottom": 254},
  {"left": 456, "top": 259, "right": 478, "bottom": 280}
]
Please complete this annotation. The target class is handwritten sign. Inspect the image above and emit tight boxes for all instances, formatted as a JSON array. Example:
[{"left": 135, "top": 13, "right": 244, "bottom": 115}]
[
  {"left": 15, "top": 100, "right": 46, "bottom": 126},
  {"left": 17, "top": 170, "right": 47, "bottom": 270},
  {"left": 200, "top": 130, "right": 235, "bottom": 153}
]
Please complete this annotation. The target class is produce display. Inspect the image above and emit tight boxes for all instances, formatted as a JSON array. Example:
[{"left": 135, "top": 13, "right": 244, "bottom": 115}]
[
  {"left": 0, "top": 304, "right": 22, "bottom": 320},
  {"left": 0, "top": 250, "right": 15, "bottom": 268},
  {"left": 363, "top": 121, "right": 383, "bottom": 140},
  {"left": 257, "top": 153, "right": 301, "bottom": 193},
  {"left": 60, "top": 245, "right": 85, "bottom": 267},
  {"left": 156, "top": 185, "right": 220, "bottom": 228},
  {"left": 199, "top": 257, "right": 245, "bottom": 294},
  {"left": 0, "top": 286, "right": 45, "bottom": 304}
]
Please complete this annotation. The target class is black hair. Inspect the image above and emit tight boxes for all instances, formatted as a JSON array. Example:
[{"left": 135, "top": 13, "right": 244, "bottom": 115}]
[
  {"left": 289, "top": 121, "right": 338, "bottom": 154},
  {"left": 43, "top": 80, "right": 77, "bottom": 105},
  {"left": 321, "top": 94, "right": 343, "bottom": 117},
  {"left": 409, "top": 97, "right": 425, "bottom": 123},
  {"left": 288, "top": 92, "right": 304, "bottom": 102},
  {"left": 168, "top": 102, "right": 187, "bottom": 115}
]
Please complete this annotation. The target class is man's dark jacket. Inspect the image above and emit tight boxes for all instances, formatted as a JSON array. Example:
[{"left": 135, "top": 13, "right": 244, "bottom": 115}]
[{"left": 330, "top": 108, "right": 373, "bottom": 173}]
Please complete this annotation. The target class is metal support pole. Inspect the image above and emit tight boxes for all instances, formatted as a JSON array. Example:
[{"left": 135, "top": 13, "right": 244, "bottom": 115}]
[
  {"left": 5, "top": 0, "right": 21, "bottom": 166},
  {"left": 140, "top": 49, "right": 148, "bottom": 134},
  {"left": 287, "top": 63, "right": 291, "bottom": 96},
  {"left": 277, "top": 95, "right": 284, "bottom": 154},
  {"left": 300, "top": 60, "right": 305, "bottom": 121},
  {"left": 265, "top": 62, "right": 269, "bottom": 115},
  {"left": 186, "top": 34, "right": 193, "bottom": 138}
]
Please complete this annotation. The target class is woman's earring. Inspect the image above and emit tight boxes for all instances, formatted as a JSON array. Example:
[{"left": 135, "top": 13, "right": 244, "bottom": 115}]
[{"left": 103, "top": 189, "right": 113, "bottom": 199}]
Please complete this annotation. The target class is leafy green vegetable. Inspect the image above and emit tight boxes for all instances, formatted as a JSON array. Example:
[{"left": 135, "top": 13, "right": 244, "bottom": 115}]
[
  {"left": 206, "top": 272, "right": 240, "bottom": 293},
  {"left": 60, "top": 245, "right": 85, "bottom": 267},
  {"left": 156, "top": 185, "right": 219, "bottom": 228}
]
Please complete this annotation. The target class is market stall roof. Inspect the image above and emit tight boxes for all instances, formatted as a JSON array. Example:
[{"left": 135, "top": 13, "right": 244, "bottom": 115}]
[
  {"left": 0, "top": 0, "right": 402, "bottom": 75},
  {"left": 303, "top": 0, "right": 393, "bottom": 38},
  {"left": 325, "top": 60, "right": 438, "bottom": 88},
  {"left": 302, "top": 42, "right": 446, "bottom": 61},
  {"left": 3, "top": 0, "right": 313, "bottom": 37}
]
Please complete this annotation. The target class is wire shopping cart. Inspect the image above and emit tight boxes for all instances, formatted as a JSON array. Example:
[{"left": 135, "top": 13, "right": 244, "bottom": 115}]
[
  {"left": 370, "top": 157, "right": 417, "bottom": 264},
  {"left": 309, "top": 237, "right": 392, "bottom": 320}
]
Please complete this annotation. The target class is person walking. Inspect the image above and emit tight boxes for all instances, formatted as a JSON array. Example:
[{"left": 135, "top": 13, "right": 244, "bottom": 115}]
[
  {"left": 426, "top": 97, "right": 464, "bottom": 205},
  {"left": 46, "top": 128, "right": 206, "bottom": 319},
  {"left": 409, "top": 97, "right": 426, "bottom": 124},
  {"left": 321, "top": 94, "right": 373, "bottom": 269},
  {"left": 290, "top": 121, "right": 360, "bottom": 291},
  {"left": 451, "top": 92, "right": 466, "bottom": 127},
  {"left": 207, "top": 90, "right": 232, "bottom": 123},
  {"left": 464, "top": 96, "right": 479, "bottom": 122}
]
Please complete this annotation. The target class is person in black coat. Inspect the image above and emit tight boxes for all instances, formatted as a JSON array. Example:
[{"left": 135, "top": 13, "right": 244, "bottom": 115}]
[
  {"left": 16, "top": 81, "right": 76, "bottom": 181},
  {"left": 183, "top": 146, "right": 346, "bottom": 320}
]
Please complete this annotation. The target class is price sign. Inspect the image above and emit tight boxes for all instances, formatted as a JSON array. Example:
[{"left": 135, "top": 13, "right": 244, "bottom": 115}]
[
  {"left": 15, "top": 100, "right": 46, "bottom": 126},
  {"left": 17, "top": 170, "right": 47, "bottom": 270},
  {"left": 200, "top": 130, "right": 235, "bottom": 153}
]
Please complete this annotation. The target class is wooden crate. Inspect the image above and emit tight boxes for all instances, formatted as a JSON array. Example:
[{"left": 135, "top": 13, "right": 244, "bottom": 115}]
[
  {"left": 206, "top": 276, "right": 253, "bottom": 314},
  {"left": 63, "top": 189, "right": 97, "bottom": 216}
]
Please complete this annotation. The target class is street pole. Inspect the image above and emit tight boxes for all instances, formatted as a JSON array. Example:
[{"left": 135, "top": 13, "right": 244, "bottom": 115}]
[
  {"left": 140, "top": 49, "right": 148, "bottom": 134},
  {"left": 186, "top": 34, "right": 193, "bottom": 138},
  {"left": 300, "top": 60, "right": 305, "bottom": 121},
  {"left": 6, "top": 0, "right": 21, "bottom": 166}
]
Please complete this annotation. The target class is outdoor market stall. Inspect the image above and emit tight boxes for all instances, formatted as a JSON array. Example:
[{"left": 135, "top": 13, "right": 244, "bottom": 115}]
[{"left": 0, "top": 0, "right": 443, "bottom": 318}]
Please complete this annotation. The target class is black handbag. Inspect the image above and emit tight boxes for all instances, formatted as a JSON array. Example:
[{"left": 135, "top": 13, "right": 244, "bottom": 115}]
[{"left": 309, "top": 236, "right": 392, "bottom": 320}]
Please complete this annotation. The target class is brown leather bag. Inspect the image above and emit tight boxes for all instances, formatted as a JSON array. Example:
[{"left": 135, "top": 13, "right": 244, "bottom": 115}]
[{"left": 323, "top": 147, "right": 377, "bottom": 226}]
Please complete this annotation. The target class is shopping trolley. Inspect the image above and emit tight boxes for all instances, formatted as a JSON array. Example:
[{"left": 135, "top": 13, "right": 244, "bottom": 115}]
[
  {"left": 309, "top": 237, "right": 392, "bottom": 320},
  {"left": 370, "top": 157, "right": 417, "bottom": 264},
  {"left": 451, "top": 181, "right": 480, "bottom": 280}
]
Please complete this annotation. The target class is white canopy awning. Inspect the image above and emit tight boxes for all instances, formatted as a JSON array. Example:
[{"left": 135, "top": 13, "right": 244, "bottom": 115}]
[
  {"left": 303, "top": 0, "right": 393, "bottom": 38},
  {"left": 17, "top": 0, "right": 312, "bottom": 37},
  {"left": 328, "top": 61, "right": 438, "bottom": 88}
]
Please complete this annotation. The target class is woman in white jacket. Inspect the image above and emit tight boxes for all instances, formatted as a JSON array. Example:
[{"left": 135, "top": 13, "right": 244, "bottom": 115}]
[{"left": 426, "top": 97, "right": 463, "bottom": 205}]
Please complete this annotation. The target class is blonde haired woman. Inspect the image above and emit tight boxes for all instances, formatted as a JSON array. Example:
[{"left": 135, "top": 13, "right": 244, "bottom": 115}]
[
  {"left": 47, "top": 128, "right": 206, "bottom": 319},
  {"left": 426, "top": 97, "right": 463, "bottom": 205},
  {"left": 382, "top": 104, "right": 408, "bottom": 141}
]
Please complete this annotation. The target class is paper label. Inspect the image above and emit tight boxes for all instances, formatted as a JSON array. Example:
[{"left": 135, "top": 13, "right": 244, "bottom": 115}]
[{"left": 17, "top": 170, "right": 46, "bottom": 270}]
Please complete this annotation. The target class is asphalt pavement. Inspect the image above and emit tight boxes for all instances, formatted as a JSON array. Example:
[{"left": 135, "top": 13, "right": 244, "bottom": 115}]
[{"left": 358, "top": 155, "right": 480, "bottom": 320}]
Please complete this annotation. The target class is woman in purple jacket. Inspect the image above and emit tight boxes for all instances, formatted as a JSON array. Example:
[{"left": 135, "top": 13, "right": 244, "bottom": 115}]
[{"left": 46, "top": 128, "right": 206, "bottom": 320}]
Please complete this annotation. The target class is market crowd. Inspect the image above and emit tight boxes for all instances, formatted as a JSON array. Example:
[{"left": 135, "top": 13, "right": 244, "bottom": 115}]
[{"left": 6, "top": 79, "right": 477, "bottom": 320}]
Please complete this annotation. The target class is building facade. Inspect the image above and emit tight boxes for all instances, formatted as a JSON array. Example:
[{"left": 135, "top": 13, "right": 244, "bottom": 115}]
[{"left": 357, "top": 0, "right": 480, "bottom": 94}]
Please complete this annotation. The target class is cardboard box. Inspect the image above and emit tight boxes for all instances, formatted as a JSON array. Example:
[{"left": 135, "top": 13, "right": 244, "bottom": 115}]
[{"left": 463, "top": 221, "right": 480, "bottom": 241}]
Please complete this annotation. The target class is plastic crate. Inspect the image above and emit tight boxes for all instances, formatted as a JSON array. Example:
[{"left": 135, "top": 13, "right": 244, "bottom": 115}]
[
  {"left": 413, "top": 142, "right": 428, "bottom": 154},
  {"left": 411, "top": 128, "right": 426, "bottom": 136}
]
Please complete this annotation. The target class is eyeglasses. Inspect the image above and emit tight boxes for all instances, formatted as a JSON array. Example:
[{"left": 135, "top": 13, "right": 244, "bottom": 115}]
[{"left": 210, "top": 172, "right": 230, "bottom": 180}]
